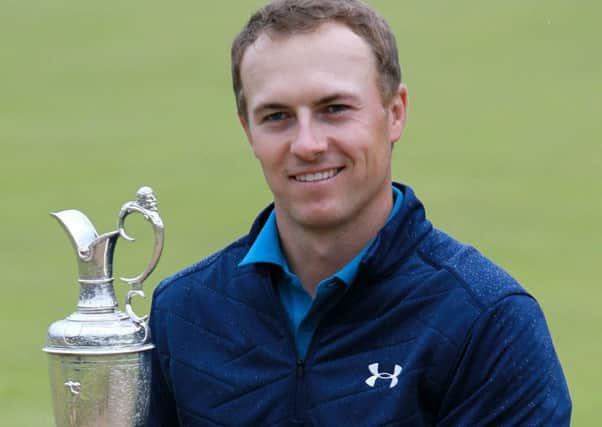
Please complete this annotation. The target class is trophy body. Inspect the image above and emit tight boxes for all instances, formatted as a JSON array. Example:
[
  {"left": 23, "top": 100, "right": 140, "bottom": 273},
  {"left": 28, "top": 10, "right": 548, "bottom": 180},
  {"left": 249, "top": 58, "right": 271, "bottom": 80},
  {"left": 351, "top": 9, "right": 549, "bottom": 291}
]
[
  {"left": 46, "top": 343, "right": 152, "bottom": 426},
  {"left": 43, "top": 187, "right": 164, "bottom": 427}
]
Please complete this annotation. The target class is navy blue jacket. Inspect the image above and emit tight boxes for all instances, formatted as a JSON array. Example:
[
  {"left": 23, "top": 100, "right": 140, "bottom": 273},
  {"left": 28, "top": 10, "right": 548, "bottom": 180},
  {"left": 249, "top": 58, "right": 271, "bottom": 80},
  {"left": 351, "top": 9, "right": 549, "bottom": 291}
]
[{"left": 148, "top": 183, "right": 571, "bottom": 426}]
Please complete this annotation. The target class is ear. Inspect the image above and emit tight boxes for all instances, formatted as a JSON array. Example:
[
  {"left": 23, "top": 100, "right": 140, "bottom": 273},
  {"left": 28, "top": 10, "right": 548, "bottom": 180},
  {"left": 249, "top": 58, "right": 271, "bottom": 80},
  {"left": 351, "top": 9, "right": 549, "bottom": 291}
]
[{"left": 387, "top": 84, "right": 408, "bottom": 145}]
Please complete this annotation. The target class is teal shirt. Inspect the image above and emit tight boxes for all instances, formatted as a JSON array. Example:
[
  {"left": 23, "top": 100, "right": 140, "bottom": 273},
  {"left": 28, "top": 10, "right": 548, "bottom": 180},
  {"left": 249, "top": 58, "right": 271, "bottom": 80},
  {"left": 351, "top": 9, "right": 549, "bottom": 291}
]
[{"left": 239, "top": 187, "right": 403, "bottom": 359}]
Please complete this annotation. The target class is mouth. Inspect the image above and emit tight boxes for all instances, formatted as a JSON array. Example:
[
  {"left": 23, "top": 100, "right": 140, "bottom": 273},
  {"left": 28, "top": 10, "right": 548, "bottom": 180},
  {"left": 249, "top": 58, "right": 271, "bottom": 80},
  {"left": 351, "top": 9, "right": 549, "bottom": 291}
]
[{"left": 292, "top": 167, "right": 343, "bottom": 183}]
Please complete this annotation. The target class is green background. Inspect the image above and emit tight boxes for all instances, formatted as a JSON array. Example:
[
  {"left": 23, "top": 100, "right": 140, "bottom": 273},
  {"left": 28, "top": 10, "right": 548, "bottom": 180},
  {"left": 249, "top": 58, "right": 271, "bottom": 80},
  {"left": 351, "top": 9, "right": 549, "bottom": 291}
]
[{"left": 1, "top": 0, "right": 600, "bottom": 425}]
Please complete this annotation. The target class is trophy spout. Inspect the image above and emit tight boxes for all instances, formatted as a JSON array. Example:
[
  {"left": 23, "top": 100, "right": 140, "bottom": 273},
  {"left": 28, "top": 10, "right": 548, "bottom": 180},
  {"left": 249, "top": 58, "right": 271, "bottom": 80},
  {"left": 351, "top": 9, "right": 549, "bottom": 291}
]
[
  {"left": 51, "top": 210, "right": 99, "bottom": 258},
  {"left": 51, "top": 210, "right": 121, "bottom": 282},
  {"left": 52, "top": 209, "right": 121, "bottom": 313}
]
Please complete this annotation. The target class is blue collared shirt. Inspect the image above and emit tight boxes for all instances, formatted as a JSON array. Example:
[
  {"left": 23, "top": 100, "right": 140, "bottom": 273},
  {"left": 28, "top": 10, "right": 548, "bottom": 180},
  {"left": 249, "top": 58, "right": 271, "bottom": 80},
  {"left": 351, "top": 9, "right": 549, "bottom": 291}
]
[{"left": 240, "top": 187, "right": 403, "bottom": 358}]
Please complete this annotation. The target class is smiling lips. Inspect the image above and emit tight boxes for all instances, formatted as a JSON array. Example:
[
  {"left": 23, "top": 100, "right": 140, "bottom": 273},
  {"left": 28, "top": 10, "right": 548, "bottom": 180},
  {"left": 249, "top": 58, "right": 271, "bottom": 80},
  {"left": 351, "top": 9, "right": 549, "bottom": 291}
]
[{"left": 293, "top": 167, "right": 343, "bottom": 183}]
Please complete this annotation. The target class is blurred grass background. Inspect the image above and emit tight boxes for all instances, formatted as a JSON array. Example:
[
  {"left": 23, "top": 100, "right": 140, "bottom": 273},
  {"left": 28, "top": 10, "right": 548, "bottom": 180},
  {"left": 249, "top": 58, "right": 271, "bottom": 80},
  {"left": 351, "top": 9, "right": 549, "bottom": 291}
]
[{"left": 1, "top": 0, "right": 599, "bottom": 425}]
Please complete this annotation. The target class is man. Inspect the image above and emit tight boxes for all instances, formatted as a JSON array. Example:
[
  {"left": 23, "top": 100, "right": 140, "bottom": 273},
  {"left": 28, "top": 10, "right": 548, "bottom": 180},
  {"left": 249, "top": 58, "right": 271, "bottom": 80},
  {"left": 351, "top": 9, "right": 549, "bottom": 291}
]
[{"left": 149, "top": 0, "right": 571, "bottom": 425}]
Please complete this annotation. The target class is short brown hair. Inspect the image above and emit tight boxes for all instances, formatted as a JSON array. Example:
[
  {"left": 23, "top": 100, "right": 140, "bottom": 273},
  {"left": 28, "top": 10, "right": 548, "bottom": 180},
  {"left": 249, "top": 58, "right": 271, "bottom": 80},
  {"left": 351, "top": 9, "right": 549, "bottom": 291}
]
[{"left": 231, "top": 0, "right": 401, "bottom": 119}]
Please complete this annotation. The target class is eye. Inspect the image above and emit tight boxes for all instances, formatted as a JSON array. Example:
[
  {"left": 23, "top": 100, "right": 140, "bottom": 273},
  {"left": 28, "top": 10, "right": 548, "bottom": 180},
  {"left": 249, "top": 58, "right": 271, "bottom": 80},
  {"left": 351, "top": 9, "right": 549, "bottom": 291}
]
[
  {"left": 262, "top": 111, "right": 288, "bottom": 123},
  {"left": 324, "top": 104, "right": 349, "bottom": 114}
]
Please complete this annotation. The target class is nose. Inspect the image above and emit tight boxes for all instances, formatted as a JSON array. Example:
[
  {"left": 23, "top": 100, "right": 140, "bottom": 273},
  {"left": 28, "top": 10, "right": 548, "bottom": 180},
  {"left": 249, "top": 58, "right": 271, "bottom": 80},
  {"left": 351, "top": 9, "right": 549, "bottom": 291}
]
[{"left": 290, "top": 115, "right": 327, "bottom": 161}]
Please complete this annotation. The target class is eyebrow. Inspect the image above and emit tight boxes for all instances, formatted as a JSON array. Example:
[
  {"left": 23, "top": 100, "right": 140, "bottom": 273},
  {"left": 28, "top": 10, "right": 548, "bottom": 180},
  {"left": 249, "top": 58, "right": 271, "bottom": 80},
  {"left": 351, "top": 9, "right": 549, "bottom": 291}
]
[
  {"left": 314, "top": 92, "right": 360, "bottom": 106},
  {"left": 253, "top": 102, "right": 289, "bottom": 114}
]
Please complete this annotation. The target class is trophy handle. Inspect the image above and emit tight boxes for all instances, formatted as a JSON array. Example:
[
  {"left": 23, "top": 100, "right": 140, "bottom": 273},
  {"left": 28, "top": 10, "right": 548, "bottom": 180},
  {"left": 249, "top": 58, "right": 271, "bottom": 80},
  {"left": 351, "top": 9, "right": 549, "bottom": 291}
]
[{"left": 117, "top": 186, "right": 164, "bottom": 327}]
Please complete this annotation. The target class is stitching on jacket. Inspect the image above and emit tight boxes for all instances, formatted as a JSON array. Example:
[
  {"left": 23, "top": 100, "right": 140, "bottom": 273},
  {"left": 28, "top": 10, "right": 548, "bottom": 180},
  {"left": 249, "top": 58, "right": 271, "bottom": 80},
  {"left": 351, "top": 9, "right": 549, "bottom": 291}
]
[
  {"left": 210, "top": 371, "right": 291, "bottom": 410},
  {"left": 378, "top": 412, "right": 421, "bottom": 427},
  {"left": 221, "top": 338, "right": 286, "bottom": 367},
  {"left": 170, "top": 310, "right": 287, "bottom": 368},
  {"left": 177, "top": 404, "right": 226, "bottom": 427},
  {"left": 314, "top": 335, "right": 418, "bottom": 363},
  {"left": 416, "top": 247, "right": 486, "bottom": 312},
  {"left": 171, "top": 310, "right": 239, "bottom": 347},
  {"left": 193, "top": 284, "right": 284, "bottom": 333},
  {"left": 331, "top": 286, "right": 467, "bottom": 327},
  {"left": 414, "top": 309, "right": 465, "bottom": 350},
  {"left": 171, "top": 356, "right": 235, "bottom": 388}
]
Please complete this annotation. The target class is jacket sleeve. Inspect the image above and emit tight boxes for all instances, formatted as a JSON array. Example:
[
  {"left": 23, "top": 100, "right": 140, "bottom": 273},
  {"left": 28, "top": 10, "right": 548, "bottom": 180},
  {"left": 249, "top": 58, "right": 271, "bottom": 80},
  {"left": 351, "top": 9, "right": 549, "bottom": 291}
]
[
  {"left": 436, "top": 294, "right": 571, "bottom": 426},
  {"left": 147, "top": 289, "right": 180, "bottom": 426}
]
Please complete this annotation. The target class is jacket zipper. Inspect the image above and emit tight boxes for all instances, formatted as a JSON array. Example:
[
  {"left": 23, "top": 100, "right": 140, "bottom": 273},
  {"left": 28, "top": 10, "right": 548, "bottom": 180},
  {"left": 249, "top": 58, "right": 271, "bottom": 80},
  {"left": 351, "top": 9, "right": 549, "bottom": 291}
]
[
  {"left": 295, "top": 359, "right": 306, "bottom": 422},
  {"left": 263, "top": 270, "right": 309, "bottom": 423},
  {"left": 296, "top": 359, "right": 305, "bottom": 378}
]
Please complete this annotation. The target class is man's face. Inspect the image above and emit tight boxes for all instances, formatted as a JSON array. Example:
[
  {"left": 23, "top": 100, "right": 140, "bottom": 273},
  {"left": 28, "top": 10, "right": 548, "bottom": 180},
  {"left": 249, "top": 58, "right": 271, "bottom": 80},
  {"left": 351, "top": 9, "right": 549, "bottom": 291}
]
[{"left": 239, "top": 22, "right": 407, "bottom": 232}]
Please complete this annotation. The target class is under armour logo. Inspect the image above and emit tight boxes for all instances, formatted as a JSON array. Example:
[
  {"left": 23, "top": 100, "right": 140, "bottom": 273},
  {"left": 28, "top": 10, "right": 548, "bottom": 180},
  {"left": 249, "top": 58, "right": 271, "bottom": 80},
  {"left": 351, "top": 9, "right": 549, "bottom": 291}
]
[{"left": 365, "top": 363, "right": 402, "bottom": 388}]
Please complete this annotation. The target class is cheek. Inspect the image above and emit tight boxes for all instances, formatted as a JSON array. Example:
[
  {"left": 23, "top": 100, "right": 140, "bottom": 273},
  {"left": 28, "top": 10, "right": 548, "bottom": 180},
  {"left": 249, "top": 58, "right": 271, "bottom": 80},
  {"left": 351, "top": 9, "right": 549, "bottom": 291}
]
[
  {"left": 249, "top": 128, "right": 289, "bottom": 159},
  {"left": 253, "top": 144, "right": 284, "bottom": 176},
  {"left": 250, "top": 137, "right": 274, "bottom": 160},
  {"left": 362, "top": 141, "right": 393, "bottom": 178},
  {"left": 347, "top": 130, "right": 391, "bottom": 163}
]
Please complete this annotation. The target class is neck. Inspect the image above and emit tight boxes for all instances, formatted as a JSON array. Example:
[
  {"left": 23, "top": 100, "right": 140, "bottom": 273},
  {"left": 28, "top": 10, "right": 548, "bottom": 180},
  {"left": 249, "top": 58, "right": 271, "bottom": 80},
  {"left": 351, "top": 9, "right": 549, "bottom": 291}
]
[{"left": 276, "top": 188, "right": 393, "bottom": 296}]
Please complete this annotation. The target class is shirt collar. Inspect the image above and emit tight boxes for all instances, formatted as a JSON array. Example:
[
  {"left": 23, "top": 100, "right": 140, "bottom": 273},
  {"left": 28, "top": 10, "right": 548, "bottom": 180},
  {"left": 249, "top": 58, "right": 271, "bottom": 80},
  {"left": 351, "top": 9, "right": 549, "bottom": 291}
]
[
  {"left": 239, "top": 186, "right": 404, "bottom": 286},
  {"left": 238, "top": 209, "right": 288, "bottom": 268}
]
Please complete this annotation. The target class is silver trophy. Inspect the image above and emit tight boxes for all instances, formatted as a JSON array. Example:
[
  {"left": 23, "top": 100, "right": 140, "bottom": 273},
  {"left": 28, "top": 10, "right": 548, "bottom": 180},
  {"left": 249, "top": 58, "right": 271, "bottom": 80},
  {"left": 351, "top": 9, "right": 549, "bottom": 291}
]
[{"left": 43, "top": 186, "right": 164, "bottom": 427}]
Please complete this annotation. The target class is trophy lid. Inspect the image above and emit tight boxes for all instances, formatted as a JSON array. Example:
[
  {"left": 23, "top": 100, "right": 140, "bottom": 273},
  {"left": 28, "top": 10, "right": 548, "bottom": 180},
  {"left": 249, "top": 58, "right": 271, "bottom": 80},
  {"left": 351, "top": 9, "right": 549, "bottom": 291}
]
[{"left": 44, "top": 310, "right": 153, "bottom": 355}]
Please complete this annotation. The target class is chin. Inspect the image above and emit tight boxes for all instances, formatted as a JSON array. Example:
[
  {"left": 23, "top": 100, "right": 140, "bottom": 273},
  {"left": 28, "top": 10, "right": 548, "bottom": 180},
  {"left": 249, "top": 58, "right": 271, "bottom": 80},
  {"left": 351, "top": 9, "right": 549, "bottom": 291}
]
[{"left": 292, "top": 208, "right": 348, "bottom": 229}]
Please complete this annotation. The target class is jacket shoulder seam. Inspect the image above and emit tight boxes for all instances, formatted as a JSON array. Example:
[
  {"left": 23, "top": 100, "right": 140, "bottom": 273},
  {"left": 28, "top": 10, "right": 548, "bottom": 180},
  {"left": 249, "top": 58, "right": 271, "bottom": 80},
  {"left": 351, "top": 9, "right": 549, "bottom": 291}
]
[{"left": 416, "top": 247, "right": 487, "bottom": 312}]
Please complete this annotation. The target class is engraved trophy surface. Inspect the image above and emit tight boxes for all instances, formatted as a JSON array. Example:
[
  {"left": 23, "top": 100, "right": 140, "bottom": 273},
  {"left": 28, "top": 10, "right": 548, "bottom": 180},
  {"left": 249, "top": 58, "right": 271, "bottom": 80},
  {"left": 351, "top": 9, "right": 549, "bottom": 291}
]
[{"left": 43, "top": 186, "right": 164, "bottom": 427}]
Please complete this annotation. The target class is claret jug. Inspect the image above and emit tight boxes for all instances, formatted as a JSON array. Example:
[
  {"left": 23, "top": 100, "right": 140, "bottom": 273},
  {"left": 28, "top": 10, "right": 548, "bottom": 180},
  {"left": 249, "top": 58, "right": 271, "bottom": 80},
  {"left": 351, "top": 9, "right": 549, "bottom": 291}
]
[{"left": 43, "top": 186, "right": 164, "bottom": 427}]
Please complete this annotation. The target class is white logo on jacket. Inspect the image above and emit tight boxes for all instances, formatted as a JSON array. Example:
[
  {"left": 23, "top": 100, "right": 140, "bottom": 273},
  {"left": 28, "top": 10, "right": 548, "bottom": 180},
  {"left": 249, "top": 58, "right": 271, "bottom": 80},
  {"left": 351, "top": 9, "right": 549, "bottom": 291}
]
[{"left": 365, "top": 363, "right": 403, "bottom": 388}]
